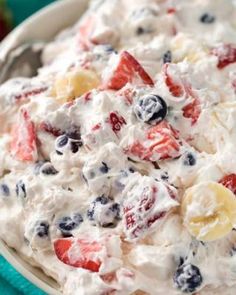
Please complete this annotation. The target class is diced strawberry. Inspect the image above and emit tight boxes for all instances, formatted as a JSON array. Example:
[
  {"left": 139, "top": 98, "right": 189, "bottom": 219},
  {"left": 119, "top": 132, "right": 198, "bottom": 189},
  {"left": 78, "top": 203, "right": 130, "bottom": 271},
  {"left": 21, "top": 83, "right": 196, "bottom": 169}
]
[
  {"left": 147, "top": 122, "right": 180, "bottom": 160},
  {"left": 10, "top": 109, "right": 37, "bottom": 162},
  {"left": 219, "top": 174, "right": 236, "bottom": 195},
  {"left": 39, "top": 122, "right": 62, "bottom": 137},
  {"left": 77, "top": 16, "right": 96, "bottom": 51},
  {"left": 117, "top": 88, "right": 135, "bottom": 105},
  {"left": 182, "top": 83, "right": 201, "bottom": 125},
  {"left": 105, "top": 51, "right": 154, "bottom": 90},
  {"left": 128, "top": 141, "right": 153, "bottom": 161},
  {"left": 100, "top": 272, "right": 117, "bottom": 284},
  {"left": 109, "top": 112, "right": 126, "bottom": 134},
  {"left": 14, "top": 87, "right": 48, "bottom": 101},
  {"left": 182, "top": 98, "right": 201, "bottom": 125},
  {"left": 211, "top": 44, "right": 236, "bottom": 69},
  {"left": 163, "top": 63, "right": 184, "bottom": 97},
  {"left": 123, "top": 181, "right": 178, "bottom": 240},
  {"left": 127, "top": 121, "right": 181, "bottom": 161},
  {"left": 54, "top": 238, "right": 102, "bottom": 272},
  {"left": 147, "top": 120, "right": 180, "bottom": 140},
  {"left": 92, "top": 123, "right": 102, "bottom": 131},
  {"left": 167, "top": 7, "right": 176, "bottom": 14}
]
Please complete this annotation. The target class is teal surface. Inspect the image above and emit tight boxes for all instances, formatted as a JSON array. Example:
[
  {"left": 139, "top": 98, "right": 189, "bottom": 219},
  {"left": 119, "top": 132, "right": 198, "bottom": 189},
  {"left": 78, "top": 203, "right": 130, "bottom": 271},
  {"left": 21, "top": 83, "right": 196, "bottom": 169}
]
[
  {"left": 0, "top": 2, "right": 56, "bottom": 294},
  {"left": 7, "top": 0, "right": 56, "bottom": 26},
  {"left": 0, "top": 256, "right": 46, "bottom": 294}
]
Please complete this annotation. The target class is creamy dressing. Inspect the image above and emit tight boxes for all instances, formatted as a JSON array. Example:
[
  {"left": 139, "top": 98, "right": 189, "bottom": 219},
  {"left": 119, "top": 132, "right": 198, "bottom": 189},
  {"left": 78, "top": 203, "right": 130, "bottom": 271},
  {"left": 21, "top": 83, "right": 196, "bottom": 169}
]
[{"left": 0, "top": 0, "right": 236, "bottom": 294}]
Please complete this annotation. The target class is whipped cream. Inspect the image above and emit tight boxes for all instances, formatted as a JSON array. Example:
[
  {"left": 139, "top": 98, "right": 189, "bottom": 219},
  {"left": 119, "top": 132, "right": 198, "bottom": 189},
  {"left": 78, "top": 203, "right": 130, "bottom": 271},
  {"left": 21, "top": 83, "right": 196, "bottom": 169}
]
[{"left": 0, "top": 0, "right": 236, "bottom": 294}]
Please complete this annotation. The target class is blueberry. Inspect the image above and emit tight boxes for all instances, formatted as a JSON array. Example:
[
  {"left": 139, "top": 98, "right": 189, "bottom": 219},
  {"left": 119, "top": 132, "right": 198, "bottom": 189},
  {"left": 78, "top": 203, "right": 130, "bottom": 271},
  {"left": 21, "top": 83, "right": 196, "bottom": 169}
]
[
  {"left": 55, "top": 134, "right": 82, "bottom": 155},
  {"left": 163, "top": 50, "right": 172, "bottom": 64},
  {"left": 57, "top": 213, "right": 83, "bottom": 236},
  {"left": 134, "top": 94, "right": 168, "bottom": 124},
  {"left": 34, "top": 161, "right": 46, "bottom": 175},
  {"left": 56, "top": 134, "right": 69, "bottom": 147},
  {"left": 87, "top": 197, "right": 121, "bottom": 227},
  {"left": 40, "top": 163, "right": 58, "bottom": 175},
  {"left": 161, "top": 171, "right": 169, "bottom": 181},
  {"left": 66, "top": 127, "right": 81, "bottom": 140},
  {"left": 16, "top": 181, "right": 26, "bottom": 198},
  {"left": 103, "top": 44, "right": 116, "bottom": 53},
  {"left": 99, "top": 162, "right": 110, "bottom": 174},
  {"left": 0, "top": 184, "right": 10, "bottom": 197},
  {"left": 70, "top": 141, "right": 83, "bottom": 153},
  {"left": 35, "top": 221, "right": 49, "bottom": 238},
  {"left": 183, "top": 153, "right": 196, "bottom": 166},
  {"left": 95, "top": 195, "right": 110, "bottom": 205},
  {"left": 200, "top": 13, "right": 215, "bottom": 24},
  {"left": 173, "top": 263, "right": 203, "bottom": 293},
  {"left": 129, "top": 167, "right": 135, "bottom": 173}
]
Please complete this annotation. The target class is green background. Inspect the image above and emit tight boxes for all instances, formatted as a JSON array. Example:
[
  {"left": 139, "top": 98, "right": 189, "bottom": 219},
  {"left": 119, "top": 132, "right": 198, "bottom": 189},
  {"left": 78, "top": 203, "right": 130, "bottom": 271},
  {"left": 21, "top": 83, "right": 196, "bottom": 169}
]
[
  {"left": 1, "top": 2, "right": 56, "bottom": 294},
  {"left": 7, "top": 0, "right": 56, "bottom": 26}
]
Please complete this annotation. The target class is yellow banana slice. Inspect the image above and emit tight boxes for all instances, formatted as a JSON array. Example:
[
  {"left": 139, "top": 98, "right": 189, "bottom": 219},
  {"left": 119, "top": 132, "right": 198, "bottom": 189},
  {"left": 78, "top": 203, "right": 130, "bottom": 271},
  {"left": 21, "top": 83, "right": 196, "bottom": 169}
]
[
  {"left": 181, "top": 182, "right": 236, "bottom": 241},
  {"left": 52, "top": 69, "right": 100, "bottom": 102}
]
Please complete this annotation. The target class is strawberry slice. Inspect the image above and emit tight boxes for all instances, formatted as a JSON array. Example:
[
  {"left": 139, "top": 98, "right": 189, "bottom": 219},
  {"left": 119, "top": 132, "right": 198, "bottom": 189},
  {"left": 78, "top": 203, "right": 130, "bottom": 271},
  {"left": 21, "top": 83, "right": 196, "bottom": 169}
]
[
  {"left": 77, "top": 16, "right": 96, "bottom": 51},
  {"left": 182, "top": 99, "right": 201, "bottom": 125},
  {"left": 104, "top": 51, "right": 154, "bottom": 90},
  {"left": 211, "top": 44, "right": 236, "bottom": 69},
  {"left": 10, "top": 109, "right": 37, "bottom": 162},
  {"left": 163, "top": 63, "right": 184, "bottom": 97},
  {"left": 14, "top": 87, "right": 48, "bottom": 101},
  {"left": 39, "top": 122, "right": 62, "bottom": 137},
  {"left": 219, "top": 174, "right": 236, "bottom": 195},
  {"left": 54, "top": 238, "right": 102, "bottom": 272},
  {"left": 182, "top": 83, "right": 201, "bottom": 125},
  {"left": 123, "top": 179, "right": 178, "bottom": 240},
  {"left": 127, "top": 121, "right": 181, "bottom": 161},
  {"left": 109, "top": 112, "right": 126, "bottom": 134}
]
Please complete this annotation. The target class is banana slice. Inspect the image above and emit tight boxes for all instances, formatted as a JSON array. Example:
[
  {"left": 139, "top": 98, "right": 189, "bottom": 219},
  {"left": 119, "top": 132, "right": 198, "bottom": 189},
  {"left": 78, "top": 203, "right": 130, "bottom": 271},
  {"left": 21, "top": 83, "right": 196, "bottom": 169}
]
[
  {"left": 181, "top": 182, "right": 236, "bottom": 241},
  {"left": 52, "top": 69, "right": 100, "bottom": 102},
  {"left": 211, "top": 102, "right": 236, "bottom": 132}
]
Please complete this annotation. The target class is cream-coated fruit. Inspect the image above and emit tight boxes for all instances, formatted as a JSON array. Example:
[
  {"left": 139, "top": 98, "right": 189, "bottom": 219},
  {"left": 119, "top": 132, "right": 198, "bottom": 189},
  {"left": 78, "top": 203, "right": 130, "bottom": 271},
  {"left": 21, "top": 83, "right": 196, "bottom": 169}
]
[{"left": 181, "top": 182, "right": 236, "bottom": 242}]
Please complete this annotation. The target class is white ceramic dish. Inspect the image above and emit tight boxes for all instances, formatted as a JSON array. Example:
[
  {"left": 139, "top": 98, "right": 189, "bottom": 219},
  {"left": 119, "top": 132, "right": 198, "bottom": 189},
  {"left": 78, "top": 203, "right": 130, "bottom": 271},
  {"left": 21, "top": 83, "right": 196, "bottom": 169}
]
[{"left": 0, "top": 0, "right": 89, "bottom": 293}]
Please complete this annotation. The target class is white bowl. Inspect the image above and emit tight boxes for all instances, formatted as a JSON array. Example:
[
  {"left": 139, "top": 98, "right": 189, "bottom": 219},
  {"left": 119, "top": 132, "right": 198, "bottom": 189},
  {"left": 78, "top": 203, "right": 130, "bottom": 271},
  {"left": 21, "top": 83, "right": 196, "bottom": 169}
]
[{"left": 0, "top": 0, "right": 88, "bottom": 294}]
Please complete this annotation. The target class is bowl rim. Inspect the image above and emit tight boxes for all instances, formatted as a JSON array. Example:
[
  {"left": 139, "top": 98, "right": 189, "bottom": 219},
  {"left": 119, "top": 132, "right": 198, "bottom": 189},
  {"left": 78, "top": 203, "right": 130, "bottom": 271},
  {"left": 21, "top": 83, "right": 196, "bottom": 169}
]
[
  {"left": 0, "top": 0, "right": 87, "bottom": 60},
  {"left": 0, "top": 0, "right": 88, "bottom": 294}
]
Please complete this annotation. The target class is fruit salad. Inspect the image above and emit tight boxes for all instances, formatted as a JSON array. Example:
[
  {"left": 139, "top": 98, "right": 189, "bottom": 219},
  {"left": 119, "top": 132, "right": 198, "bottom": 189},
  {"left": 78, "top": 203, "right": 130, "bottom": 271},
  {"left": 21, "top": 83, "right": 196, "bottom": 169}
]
[{"left": 0, "top": 0, "right": 236, "bottom": 294}]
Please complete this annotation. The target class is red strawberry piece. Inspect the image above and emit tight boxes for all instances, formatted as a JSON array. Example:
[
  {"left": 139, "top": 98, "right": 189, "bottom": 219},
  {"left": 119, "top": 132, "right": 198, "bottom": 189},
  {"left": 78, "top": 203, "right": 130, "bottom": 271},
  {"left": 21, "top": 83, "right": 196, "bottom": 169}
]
[
  {"left": 167, "top": 7, "right": 176, "bottom": 14},
  {"left": 100, "top": 272, "right": 117, "bottom": 284},
  {"left": 77, "top": 16, "right": 96, "bottom": 51},
  {"left": 211, "top": 44, "right": 236, "bottom": 69},
  {"left": 128, "top": 141, "right": 152, "bottom": 161},
  {"left": 219, "top": 174, "right": 236, "bottom": 195},
  {"left": 92, "top": 123, "right": 102, "bottom": 131},
  {"left": 109, "top": 112, "right": 126, "bottom": 134},
  {"left": 39, "top": 122, "right": 62, "bottom": 137},
  {"left": 146, "top": 121, "right": 181, "bottom": 160},
  {"left": 10, "top": 109, "right": 37, "bottom": 162},
  {"left": 14, "top": 87, "right": 48, "bottom": 101},
  {"left": 123, "top": 181, "right": 177, "bottom": 240},
  {"left": 54, "top": 238, "right": 102, "bottom": 272},
  {"left": 182, "top": 83, "right": 201, "bottom": 125},
  {"left": 163, "top": 63, "right": 184, "bottom": 97},
  {"left": 147, "top": 120, "right": 180, "bottom": 140},
  {"left": 182, "top": 98, "right": 201, "bottom": 125},
  {"left": 117, "top": 88, "right": 134, "bottom": 105},
  {"left": 105, "top": 51, "right": 154, "bottom": 90},
  {"left": 127, "top": 121, "right": 181, "bottom": 161}
]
